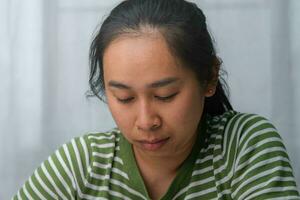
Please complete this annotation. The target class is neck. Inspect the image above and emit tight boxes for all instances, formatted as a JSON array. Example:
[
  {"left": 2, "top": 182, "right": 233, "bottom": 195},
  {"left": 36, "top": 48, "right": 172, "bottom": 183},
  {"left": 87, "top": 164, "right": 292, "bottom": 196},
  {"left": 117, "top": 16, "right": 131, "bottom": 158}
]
[
  {"left": 133, "top": 148, "right": 188, "bottom": 174},
  {"left": 132, "top": 139, "right": 196, "bottom": 200}
]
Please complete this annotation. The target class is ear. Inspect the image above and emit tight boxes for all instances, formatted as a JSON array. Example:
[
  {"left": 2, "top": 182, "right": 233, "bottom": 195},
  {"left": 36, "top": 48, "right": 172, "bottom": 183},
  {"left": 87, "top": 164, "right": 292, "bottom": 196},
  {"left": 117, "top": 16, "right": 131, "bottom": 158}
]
[{"left": 204, "top": 64, "right": 219, "bottom": 97}]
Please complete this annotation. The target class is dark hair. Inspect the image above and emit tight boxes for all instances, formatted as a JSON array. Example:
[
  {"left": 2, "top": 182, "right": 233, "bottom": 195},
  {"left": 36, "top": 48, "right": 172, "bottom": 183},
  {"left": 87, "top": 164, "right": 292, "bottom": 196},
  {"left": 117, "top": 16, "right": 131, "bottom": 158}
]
[{"left": 89, "top": 0, "right": 233, "bottom": 116}]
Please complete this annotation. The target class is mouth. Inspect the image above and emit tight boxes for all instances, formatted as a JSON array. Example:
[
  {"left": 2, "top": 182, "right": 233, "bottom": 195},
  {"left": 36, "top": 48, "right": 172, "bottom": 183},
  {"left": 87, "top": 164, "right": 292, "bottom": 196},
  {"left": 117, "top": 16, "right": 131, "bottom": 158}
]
[{"left": 137, "top": 137, "right": 170, "bottom": 151}]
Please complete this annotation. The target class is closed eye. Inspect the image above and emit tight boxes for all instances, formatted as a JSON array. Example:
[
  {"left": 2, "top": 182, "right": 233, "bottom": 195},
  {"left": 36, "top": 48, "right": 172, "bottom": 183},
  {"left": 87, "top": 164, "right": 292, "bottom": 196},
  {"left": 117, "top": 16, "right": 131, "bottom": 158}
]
[
  {"left": 155, "top": 92, "right": 179, "bottom": 101},
  {"left": 117, "top": 97, "right": 134, "bottom": 103}
]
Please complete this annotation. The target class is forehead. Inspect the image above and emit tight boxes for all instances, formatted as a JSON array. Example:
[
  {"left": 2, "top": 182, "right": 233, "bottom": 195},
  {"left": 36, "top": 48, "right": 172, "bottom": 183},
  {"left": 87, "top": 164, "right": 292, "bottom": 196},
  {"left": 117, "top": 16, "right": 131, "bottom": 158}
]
[
  {"left": 104, "top": 33, "right": 178, "bottom": 66},
  {"left": 102, "top": 33, "right": 194, "bottom": 85}
]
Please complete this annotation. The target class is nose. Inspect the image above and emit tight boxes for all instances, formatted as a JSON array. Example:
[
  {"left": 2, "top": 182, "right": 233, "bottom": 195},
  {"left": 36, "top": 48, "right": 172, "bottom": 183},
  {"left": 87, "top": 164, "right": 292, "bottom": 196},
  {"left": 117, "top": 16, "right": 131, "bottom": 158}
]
[{"left": 135, "top": 100, "right": 161, "bottom": 132}]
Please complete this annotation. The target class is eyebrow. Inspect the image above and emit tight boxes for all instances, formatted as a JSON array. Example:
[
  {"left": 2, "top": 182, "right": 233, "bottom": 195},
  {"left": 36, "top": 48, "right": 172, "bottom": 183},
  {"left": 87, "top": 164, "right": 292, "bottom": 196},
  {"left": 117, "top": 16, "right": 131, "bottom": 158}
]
[
  {"left": 148, "top": 77, "right": 179, "bottom": 88},
  {"left": 108, "top": 81, "right": 131, "bottom": 89},
  {"left": 108, "top": 77, "right": 180, "bottom": 90}
]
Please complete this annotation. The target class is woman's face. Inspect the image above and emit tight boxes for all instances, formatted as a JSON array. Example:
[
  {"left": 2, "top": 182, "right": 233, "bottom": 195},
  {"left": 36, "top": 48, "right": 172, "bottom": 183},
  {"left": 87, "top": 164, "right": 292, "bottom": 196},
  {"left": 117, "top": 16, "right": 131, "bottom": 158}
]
[{"left": 103, "top": 33, "right": 212, "bottom": 158}]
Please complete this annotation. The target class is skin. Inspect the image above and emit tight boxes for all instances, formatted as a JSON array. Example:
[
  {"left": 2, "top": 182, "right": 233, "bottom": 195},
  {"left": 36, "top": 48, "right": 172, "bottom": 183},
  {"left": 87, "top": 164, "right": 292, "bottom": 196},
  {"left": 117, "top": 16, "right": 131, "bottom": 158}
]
[{"left": 103, "top": 31, "right": 216, "bottom": 199}]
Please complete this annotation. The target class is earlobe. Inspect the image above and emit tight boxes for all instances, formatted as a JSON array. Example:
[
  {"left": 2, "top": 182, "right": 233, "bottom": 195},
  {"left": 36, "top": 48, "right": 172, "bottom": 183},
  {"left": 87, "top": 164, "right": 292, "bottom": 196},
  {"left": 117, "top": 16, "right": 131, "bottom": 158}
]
[
  {"left": 205, "top": 87, "right": 216, "bottom": 97},
  {"left": 205, "top": 62, "right": 220, "bottom": 97}
]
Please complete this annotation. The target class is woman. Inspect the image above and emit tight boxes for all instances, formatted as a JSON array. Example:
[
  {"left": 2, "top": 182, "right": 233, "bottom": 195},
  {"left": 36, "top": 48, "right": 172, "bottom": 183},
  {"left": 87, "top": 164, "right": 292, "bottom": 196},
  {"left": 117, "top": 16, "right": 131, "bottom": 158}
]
[{"left": 14, "top": 0, "right": 299, "bottom": 199}]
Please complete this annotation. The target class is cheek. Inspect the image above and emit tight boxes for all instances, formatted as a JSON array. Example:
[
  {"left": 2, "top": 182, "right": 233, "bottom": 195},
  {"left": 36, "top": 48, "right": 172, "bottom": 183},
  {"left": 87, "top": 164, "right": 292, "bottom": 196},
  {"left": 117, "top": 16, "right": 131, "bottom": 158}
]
[
  {"left": 107, "top": 97, "right": 133, "bottom": 131},
  {"left": 169, "top": 92, "right": 204, "bottom": 130}
]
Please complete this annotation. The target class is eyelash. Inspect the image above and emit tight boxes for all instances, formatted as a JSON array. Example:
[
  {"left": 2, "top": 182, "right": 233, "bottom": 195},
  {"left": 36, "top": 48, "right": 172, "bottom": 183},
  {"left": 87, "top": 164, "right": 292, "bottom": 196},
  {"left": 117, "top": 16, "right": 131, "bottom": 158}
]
[
  {"left": 154, "top": 92, "right": 179, "bottom": 101},
  {"left": 117, "top": 97, "right": 134, "bottom": 103},
  {"left": 117, "top": 92, "right": 179, "bottom": 104}
]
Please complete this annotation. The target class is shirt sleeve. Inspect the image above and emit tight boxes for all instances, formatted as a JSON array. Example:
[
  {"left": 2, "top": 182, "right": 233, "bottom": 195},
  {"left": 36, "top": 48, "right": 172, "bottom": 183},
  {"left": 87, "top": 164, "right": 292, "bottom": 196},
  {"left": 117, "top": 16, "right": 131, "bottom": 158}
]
[
  {"left": 12, "top": 135, "right": 92, "bottom": 200},
  {"left": 231, "top": 115, "right": 300, "bottom": 200}
]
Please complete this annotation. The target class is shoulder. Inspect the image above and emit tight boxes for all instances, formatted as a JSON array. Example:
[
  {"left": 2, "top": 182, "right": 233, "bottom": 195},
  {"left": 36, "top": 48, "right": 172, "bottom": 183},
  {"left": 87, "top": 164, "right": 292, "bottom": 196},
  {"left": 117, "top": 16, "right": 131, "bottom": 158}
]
[
  {"left": 57, "top": 128, "right": 122, "bottom": 175},
  {"left": 76, "top": 128, "right": 122, "bottom": 163},
  {"left": 210, "top": 111, "right": 287, "bottom": 161},
  {"left": 207, "top": 111, "right": 285, "bottom": 160},
  {"left": 66, "top": 128, "right": 121, "bottom": 155},
  {"left": 57, "top": 129, "right": 123, "bottom": 188},
  {"left": 82, "top": 128, "right": 122, "bottom": 149},
  {"left": 208, "top": 110, "right": 275, "bottom": 130},
  {"left": 204, "top": 111, "right": 289, "bottom": 177},
  {"left": 206, "top": 111, "right": 299, "bottom": 199},
  {"left": 207, "top": 111, "right": 280, "bottom": 143}
]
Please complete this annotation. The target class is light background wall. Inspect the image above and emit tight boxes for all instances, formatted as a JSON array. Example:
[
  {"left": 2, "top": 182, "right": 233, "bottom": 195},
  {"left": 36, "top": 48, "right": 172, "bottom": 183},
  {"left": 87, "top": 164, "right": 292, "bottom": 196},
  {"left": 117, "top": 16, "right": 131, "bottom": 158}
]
[{"left": 0, "top": 0, "right": 299, "bottom": 199}]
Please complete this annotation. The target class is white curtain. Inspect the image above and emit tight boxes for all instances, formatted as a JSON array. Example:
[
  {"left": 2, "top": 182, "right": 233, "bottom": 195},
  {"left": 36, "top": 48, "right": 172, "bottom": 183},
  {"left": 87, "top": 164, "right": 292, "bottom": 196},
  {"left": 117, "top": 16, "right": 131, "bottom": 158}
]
[
  {"left": 0, "top": 0, "right": 299, "bottom": 199},
  {"left": 0, "top": 0, "right": 43, "bottom": 198},
  {"left": 0, "top": 0, "right": 115, "bottom": 198}
]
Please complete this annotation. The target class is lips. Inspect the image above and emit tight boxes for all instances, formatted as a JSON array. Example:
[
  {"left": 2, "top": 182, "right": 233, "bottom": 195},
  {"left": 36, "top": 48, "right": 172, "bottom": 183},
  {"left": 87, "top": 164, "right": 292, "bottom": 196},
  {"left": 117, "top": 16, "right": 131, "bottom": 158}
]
[{"left": 138, "top": 137, "right": 170, "bottom": 151}]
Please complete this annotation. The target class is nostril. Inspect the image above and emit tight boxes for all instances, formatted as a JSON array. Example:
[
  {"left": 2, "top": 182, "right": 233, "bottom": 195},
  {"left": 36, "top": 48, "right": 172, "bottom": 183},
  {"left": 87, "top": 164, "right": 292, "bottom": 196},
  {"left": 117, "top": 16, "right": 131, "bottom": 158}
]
[
  {"left": 150, "top": 121, "right": 161, "bottom": 130},
  {"left": 136, "top": 102, "right": 161, "bottom": 131},
  {"left": 136, "top": 117, "right": 162, "bottom": 131}
]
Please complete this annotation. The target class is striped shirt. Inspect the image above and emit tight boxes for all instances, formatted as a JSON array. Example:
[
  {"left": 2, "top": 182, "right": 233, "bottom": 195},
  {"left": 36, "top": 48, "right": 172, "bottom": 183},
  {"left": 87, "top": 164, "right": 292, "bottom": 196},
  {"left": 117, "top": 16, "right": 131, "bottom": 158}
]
[{"left": 13, "top": 111, "right": 300, "bottom": 199}]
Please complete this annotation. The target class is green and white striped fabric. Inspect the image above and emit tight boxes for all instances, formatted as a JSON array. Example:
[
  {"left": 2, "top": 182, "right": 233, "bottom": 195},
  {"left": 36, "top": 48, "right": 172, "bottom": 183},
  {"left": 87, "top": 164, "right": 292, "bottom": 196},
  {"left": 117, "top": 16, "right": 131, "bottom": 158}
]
[{"left": 13, "top": 111, "right": 300, "bottom": 199}]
